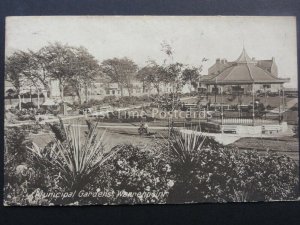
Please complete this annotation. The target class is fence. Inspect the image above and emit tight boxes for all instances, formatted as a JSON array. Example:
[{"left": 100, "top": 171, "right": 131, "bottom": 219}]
[{"left": 209, "top": 117, "right": 278, "bottom": 125}]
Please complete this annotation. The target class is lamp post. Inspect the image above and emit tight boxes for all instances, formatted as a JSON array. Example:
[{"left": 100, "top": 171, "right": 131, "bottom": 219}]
[{"left": 252, "top": 83, "right": 255, "bottom": 126}]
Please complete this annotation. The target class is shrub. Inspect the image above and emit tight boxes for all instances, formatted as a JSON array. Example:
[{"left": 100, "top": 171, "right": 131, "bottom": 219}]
[
  {"left": 91, "top": 144, "right": 172, "bottom": 204},
  {"left": 166, "top": 132, "right": 299, "bottom": 203},
  {"left": 4, "top": 127, "right": 54, "bottom": 206},
  {"left": 46, "top": 118, "right": 67, "bottom": 142},
  {"left": 5, "top": 127, "right": 30, "bottom": 164}
]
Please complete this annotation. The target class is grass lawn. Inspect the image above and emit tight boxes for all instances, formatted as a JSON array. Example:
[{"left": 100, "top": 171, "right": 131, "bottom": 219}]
[{"left": 29, "top": 127, "right": 166, "bottom": 152}]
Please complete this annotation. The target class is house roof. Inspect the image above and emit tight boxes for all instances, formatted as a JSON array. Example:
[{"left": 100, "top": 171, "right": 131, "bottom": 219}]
[{"left": 201, "top": 48, "right": 290, "bottom": 85}]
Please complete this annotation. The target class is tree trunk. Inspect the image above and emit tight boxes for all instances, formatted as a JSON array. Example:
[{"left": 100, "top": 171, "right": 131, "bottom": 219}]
[
  {"left": 18, "top": 94, "right": 22, "bottom": 110},
  {"left": 30, "top": 87, "right": 32, "bottom": 102},
  {"left": 60, "top": 83, "right": 64, "bottom": 102},
  {"left": 120, "top": 85, "right": 124, "bottom": 97},
  {"left": 37, "top": 89, "right": 40, "bottom": 109},
  {"left": 85, "top": 86, "right": 88, "bottom": 102},
  {"left": 127, "top": 86, "right": 132, "bottom": 97},
  {"left": 76, "top": 88, "right": 82, "bottom": 105},
  {"left": 142, "top": 80, "right": 145, "bottom": 93}
]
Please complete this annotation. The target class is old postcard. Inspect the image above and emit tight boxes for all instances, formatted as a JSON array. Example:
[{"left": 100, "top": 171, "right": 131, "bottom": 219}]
[{"left": 4, "top": 16, "right": 299, "bottom": 206}]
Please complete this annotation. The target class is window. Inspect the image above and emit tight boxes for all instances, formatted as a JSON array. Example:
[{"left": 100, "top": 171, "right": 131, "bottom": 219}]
[{"left": 106, "top": 90, "right": 110, "bottom": 95}]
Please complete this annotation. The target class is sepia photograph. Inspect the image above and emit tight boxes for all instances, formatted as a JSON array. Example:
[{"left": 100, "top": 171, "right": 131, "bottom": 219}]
[{"left": 3, "top": 16, "right": 299, "bottom": 206}]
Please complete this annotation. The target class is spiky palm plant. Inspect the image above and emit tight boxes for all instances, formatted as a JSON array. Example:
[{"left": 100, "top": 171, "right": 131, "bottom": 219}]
[
  {"left": 28, "top": 121, "right": 119, "bottom": 191},
  {"left": 168, "top": 130, "right": 207, "bottom": 165}
]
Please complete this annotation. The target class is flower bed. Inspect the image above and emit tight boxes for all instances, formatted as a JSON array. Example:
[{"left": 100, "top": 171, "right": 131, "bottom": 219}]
[{"left": 4, "top": 123, "right": 299, "bottom": 205}]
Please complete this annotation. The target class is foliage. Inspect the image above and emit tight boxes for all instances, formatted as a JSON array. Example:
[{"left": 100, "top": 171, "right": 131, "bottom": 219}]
[
  {"left": 163, "top": 63, "right": 184, "bottom": 93},
  {"left": 4, "top": 127, "right": 50, "bottom": 206},
  {"left": 47, "top": 118, "right": 67, "bottom": 142},
  {"left": 5, "top": 127, "right": 30, "bottom": 165},
  {"left": 166, "top": 132, "right": 299, "bottom": 203},
  {"left": 101, "top": 57, "right": 138, "bottom": 97},
  {"left": 92, "top": 144, "right": 172, "bottom": 204},
  {"left": 27, "top": 122, "right": 120, "bottom": 191},
  {"left": 137, "top": 63, "right": 165, "bottom": 95},
  {"left": 182, "top": 67, "right": 201, "bottom": 91},
  {"left": 68, "top": 46, "right": 101, "bottom": 103},
  {"left": 19, "top": 102, "right": 37, "bottom": 109}
]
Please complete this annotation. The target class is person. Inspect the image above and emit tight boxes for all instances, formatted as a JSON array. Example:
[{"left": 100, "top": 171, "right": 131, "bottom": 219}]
[
  {"left": 139, "top": 120, "right": 148, "bottom": 135},
  {"left": 144, "top": 122, "right": 149, "bottom": 133}
]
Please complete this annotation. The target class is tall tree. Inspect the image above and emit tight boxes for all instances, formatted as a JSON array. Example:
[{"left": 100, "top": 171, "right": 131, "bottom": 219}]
[
  {"left": 163, "top": 62, "right": 184, "bottom": 94},
  {"left": 137, "top": 63, "right": 165, "bottom": 95},
  {"left": 101, "top": 58, "right": 138, "bottom": 97},
  {"left": 18, "top": 51, "right": 46, "bottom": 108},
  {"left": 38, "top": 43, "right": 76, "bottom": 101},
  {"left": 5, "top": 51, "right": 32, "bottom": 109},
  {"left": 182, "top": 67, "right": 201, "bottom": 94},
  {"left": 68, "top": 46, "right": 100, "bottom": 104}
]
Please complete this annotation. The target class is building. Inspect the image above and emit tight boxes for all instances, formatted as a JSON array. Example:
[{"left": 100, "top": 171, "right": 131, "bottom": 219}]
[
  {"left": 89, "top": 78, "right": 178, "bottom": 97},
  {"left": 203, "top": 48, "right": 288, "bottom": 94}
]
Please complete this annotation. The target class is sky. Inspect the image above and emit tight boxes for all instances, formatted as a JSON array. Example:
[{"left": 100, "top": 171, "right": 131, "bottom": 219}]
[{"left": 5, "top": 16, "right": 298, "bottom": 87}]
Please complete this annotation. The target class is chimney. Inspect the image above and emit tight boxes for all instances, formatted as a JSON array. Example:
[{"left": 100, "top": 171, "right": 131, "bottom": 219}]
[
  {"left": 216, "top": 58, "right": 220, "bottom": 63},
  {"left": 272, "top": 57, "right": 275, "bottom": 61},
  {"left": 252, "top": 57, "right": 255, "bottom": 61}
]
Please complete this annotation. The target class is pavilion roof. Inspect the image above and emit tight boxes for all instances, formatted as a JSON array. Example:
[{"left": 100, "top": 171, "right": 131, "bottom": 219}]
[
  {"left": 201, "top": 48, "right": 290, "bottom": 85},
  {"left": 235, "top": 47, "right": 254, "bottom": 63}
]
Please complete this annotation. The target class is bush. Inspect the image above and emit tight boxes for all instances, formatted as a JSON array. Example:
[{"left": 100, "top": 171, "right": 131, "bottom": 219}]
[
  {"left": 5, "top": 127, "right": 30, "bottom": 165},
  {"left": 4, "top": 127, "right": 49, "bottom": 206},
  {"left": 167, "top": 132, "right": 299, "bottom": 203},
  {"left": 91, "top": 144, "right": 172, "bottom": 204},
  {"left": 4, "top": 124, "right": 299, "bottom": 205}
]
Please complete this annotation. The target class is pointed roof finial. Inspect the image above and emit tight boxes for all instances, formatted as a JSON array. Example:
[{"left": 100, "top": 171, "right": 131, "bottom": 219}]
[{"left": 235, "top": 45, "right": 253, "bottom": 63}]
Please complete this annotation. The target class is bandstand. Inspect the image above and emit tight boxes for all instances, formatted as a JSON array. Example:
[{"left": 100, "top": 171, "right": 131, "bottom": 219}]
[{"left": 200, "top": 48, "right": 290, "bottom": 135}]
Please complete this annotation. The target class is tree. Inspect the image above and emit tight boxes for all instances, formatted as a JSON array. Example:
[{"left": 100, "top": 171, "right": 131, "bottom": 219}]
[
  {"left": 18, "top": 50, "right": 47, "bottom": 108},
  {"left": 5, "top": 51, "right": 31, "bottom": 110},
  {"left": 182, "top": 67, "right": 201, "bottom": 94},
  {"left": 163, "top": 62, "right": 184, "bottom": 94},
  {"left": 68, "top": 46, "right": 100, "bottom": 104},
  {"left": 101, "top": 58, "right": 138, "bottom": 97},
  {"left": 137, "top": 63, "right": 165, "bottom": 95},
  {"left": 37, "top": 43, "right": 76, "bottom": 101}
]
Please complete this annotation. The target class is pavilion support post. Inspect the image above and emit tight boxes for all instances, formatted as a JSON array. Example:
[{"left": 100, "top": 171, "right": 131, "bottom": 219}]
[
  {"left": 278, "top": 86, "right": 282, "bottom": 124},
  {"left": 282, "top": 84, "right": 285, "bottom": 114},
  {"left": 221, "top": 85, "right": 224, "bottom": 133},
  {"left": 252, "top": 84, "right": 255, "bottom": 126},
  {"left": 206, "top": 84, "right": 209, "bottom": 101},
  {"left": 214, "top": 84, "right": 217, "bottom": 101}
]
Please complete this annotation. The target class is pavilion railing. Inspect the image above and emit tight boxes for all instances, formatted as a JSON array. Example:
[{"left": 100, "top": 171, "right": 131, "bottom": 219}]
[{"left": 209, "top": 117, "right": 278, "bottom": 125}]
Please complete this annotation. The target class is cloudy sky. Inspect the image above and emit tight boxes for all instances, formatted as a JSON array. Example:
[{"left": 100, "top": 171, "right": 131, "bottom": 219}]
[{"left": 6, "top": 16, "right": 297, "bottom": 87}]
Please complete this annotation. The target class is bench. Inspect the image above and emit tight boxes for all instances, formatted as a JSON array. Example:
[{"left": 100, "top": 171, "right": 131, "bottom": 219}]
[
  {"left": 262, "top": 125, "right": 282, "bottom": 134},
  {"left": 222, "top": 125, "right": 237, "bottom": 134}
]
